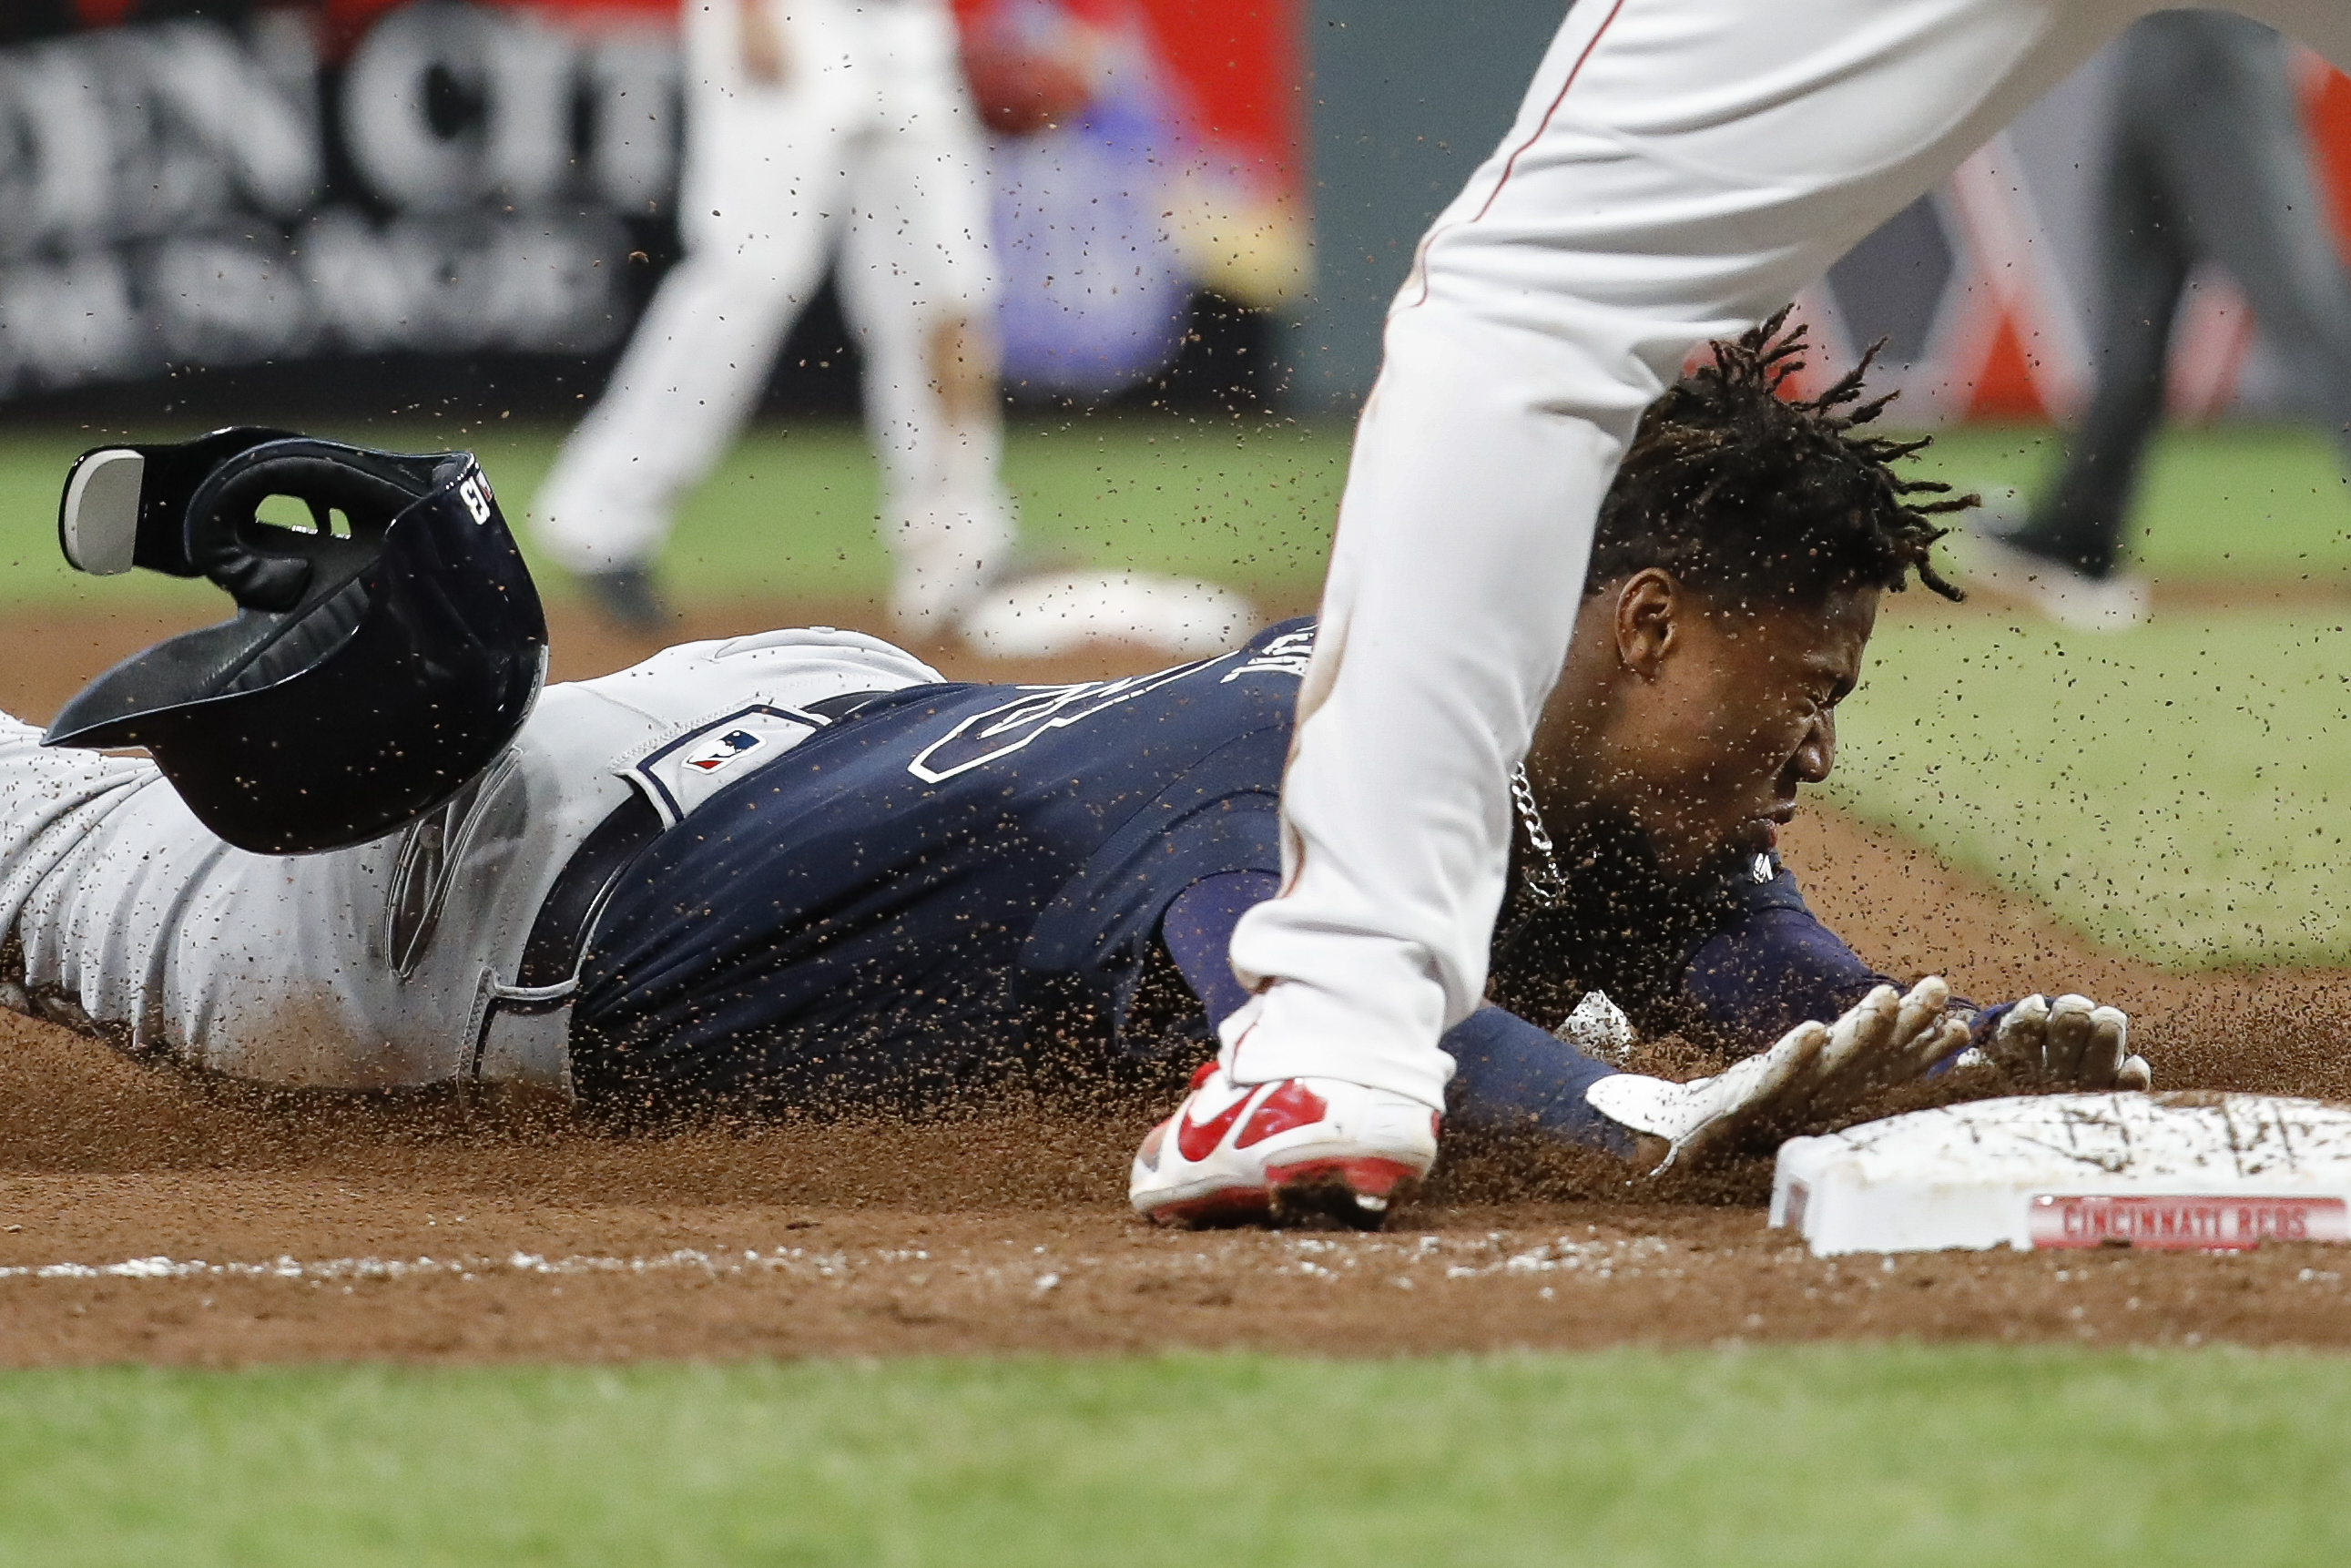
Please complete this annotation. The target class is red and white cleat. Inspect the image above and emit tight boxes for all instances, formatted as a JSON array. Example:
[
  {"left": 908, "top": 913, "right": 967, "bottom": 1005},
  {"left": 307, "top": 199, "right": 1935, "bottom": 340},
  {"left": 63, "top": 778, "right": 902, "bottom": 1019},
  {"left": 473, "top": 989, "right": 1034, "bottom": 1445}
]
[{"left": 1129, "top": 1060, "right": 1440, "bottom": 1230}]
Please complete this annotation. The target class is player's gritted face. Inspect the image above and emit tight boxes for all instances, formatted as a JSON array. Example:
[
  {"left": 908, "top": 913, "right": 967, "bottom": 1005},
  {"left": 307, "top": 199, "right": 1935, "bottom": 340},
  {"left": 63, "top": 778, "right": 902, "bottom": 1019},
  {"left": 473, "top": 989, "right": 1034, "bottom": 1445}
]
[{"left": 1530, "top": 568, "right": 1878, "bottom": 876}]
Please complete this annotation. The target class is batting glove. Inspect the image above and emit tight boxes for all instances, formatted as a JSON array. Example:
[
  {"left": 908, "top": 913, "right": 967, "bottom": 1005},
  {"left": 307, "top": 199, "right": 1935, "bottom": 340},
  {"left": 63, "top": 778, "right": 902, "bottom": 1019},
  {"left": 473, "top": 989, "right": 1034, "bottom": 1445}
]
[
  {"left": 1584, "top": 977, "right": 1970, "bottom": 1174},
  {"left": 1969, "top": 993, "right": 2151, "bottom": 1091}
]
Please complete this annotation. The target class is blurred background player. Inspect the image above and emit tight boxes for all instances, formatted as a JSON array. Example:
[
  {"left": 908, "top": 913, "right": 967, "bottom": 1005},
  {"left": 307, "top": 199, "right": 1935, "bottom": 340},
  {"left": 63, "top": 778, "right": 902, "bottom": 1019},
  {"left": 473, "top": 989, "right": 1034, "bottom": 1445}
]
[
  {"left": 1954, "top": 13, "right": 2351, "bottom": 628},
  {"left": 530, "top": 0, "right": 1246, "bottom": 655}
]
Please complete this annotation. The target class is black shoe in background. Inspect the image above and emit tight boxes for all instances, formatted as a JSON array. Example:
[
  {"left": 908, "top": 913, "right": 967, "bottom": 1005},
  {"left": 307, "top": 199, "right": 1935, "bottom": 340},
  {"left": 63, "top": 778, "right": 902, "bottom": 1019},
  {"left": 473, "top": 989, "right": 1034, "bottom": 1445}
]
[{"left": 578, "top": 565, "right": 675, "bottom": 634}]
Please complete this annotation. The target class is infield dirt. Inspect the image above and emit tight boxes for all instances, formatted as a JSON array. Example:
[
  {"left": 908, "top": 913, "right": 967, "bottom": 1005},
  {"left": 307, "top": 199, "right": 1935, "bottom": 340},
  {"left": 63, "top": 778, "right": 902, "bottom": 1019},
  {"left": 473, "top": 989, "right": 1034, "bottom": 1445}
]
[{"left": 5, "top": 601, "right": 2351, "bottom": 1365}]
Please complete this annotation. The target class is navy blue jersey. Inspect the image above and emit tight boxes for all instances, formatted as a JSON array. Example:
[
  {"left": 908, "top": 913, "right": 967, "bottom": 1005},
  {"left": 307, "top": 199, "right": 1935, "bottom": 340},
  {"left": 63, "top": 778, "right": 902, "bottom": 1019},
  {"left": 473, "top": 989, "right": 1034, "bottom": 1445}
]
[
  {"left": 1486, "top": 826, "right": 1893, "bottom": 1054},
  {"left": 569, "top": 619, "right": 1897, "bottom": 1120},
  {"left": 571, "top": 623, "right": 1315, "bottom": 1113}
]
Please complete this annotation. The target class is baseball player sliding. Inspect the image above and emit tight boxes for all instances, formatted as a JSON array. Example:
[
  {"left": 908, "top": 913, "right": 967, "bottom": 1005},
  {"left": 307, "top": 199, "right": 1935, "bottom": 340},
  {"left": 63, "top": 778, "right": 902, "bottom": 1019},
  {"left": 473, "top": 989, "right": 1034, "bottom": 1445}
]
[
  {"left": 1206, "top": 0, "right": 2350, "bottom": 1229},
  {"left": 5, "top": 332, "right": 2142, "bottom": 1217},
  {"left": 532, "top": 0, "right": 1245, "bottom": 657}
]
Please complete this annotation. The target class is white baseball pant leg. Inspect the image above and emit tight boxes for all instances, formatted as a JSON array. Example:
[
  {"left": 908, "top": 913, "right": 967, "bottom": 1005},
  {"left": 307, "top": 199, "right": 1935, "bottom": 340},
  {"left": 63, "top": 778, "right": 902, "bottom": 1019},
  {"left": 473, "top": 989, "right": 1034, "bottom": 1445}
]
[
  {"left": 0, "top": 710, "right": 474, "bottom": 1088},
  {"left": 534, "top": 0, "right": 858, "bottom": 573},
  {"left": 836, "top": 0, "right": 1016, "bottom": 633},
  {"left": 1221, "top": 0, "right": 2351, "bottom": 1110},
  {"left": 0, "top": 630, "right": 943, "bottom": 1092}
]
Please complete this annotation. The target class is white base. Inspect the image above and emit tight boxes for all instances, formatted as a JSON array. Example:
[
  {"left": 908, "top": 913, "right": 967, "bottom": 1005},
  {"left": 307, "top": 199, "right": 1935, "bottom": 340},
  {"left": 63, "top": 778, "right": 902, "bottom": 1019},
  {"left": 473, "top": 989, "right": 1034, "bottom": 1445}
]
[
  {"left": 1770, "top": 1094, "right": 2351, "bottom": 1257},
  {"left": 955, "top": 571, "right": 1253, "bottom": 660}
]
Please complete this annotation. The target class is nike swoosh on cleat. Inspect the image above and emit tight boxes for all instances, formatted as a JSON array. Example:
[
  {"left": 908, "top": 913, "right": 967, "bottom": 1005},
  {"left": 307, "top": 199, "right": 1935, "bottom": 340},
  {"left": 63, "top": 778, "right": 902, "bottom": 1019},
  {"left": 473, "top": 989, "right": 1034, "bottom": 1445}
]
[{"left": 1176, "top": 1091, "right": 1254, "bottom": 1163}]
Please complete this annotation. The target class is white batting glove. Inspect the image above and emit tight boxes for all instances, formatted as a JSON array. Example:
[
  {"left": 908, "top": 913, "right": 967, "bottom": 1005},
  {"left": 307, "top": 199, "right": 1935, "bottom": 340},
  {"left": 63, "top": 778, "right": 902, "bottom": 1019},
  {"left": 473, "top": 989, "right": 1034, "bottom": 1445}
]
[
  {"left": 1583, "top": 978, "right": 1971, "bottom": 1174},
  {"left": 1968, "top": 993, "right": 2151, "bottom": 1091}
]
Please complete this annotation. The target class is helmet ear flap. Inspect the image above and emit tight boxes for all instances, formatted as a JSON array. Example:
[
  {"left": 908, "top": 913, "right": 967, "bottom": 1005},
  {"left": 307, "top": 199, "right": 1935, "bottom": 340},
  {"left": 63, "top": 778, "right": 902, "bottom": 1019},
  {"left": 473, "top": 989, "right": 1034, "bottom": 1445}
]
[
  {"left": 56, "top": 427, "right": 300, "bottom": 581},
  {"left": 58, "top": 450, "right": 148, "bottom": 576}
]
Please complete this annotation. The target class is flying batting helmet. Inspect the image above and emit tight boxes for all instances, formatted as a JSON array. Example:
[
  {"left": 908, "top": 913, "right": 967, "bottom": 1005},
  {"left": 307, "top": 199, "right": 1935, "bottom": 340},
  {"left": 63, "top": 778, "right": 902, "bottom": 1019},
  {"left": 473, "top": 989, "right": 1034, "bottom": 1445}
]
[{"left": 44, "top": 429, "right": 548, "bottom": 856}]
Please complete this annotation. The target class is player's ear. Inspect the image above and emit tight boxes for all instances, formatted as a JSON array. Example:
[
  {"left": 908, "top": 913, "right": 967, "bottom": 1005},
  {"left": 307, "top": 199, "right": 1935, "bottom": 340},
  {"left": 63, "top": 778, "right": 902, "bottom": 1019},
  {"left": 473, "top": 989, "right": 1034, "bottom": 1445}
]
[{"left": 1613, "top": 568, "right": 1679, "bottom": 677}]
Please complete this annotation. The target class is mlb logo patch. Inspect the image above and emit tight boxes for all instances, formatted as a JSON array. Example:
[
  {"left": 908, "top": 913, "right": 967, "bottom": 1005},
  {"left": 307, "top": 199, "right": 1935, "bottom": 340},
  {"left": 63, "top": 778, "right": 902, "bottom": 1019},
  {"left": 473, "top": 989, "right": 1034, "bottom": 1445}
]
[
  {"left": 684, "top": 729, "right": 765, "bottom": 773},
  {"left": 633, "top": 704, "right": 825, "bottom": 825}
]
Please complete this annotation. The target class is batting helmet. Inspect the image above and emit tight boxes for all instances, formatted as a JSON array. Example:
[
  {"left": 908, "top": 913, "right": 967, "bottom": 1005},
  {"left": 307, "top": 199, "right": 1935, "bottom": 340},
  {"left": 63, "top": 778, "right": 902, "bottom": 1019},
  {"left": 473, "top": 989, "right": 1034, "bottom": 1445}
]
[{"left": 44, "top": 430, "right": 548, "bottom": 856}]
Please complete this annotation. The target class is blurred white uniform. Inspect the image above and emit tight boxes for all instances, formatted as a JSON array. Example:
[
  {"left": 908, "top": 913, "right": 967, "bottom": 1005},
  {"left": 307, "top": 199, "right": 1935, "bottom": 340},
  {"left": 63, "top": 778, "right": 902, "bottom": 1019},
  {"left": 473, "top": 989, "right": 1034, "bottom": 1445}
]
[
  {"left": 535, "top": 0, "right": 1010, "bottom": 631},
  {"left": 1222, "top": 0, "right": 2351, "bottom": 1110}
]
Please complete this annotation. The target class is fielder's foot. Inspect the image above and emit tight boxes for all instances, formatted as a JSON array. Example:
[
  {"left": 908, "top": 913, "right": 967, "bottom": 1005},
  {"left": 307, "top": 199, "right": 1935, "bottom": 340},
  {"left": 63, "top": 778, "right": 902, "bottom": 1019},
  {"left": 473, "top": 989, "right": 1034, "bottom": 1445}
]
[
  {"left": 1129, "top": 1061, "right": 1440, "bottom": 1230},
  {"left": 1942, "top": 523, "right": 2147, "bottom": 632},
  {"left": 578, "top": 564, "right": 675, "bottom": 634}
]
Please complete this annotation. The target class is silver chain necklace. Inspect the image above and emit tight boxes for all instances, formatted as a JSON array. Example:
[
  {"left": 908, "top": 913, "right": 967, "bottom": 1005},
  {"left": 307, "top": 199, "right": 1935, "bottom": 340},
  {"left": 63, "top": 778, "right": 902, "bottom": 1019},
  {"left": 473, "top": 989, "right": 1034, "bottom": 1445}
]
[{"left": 1507, "top": 763, "right": 1572, "bottom": 909}]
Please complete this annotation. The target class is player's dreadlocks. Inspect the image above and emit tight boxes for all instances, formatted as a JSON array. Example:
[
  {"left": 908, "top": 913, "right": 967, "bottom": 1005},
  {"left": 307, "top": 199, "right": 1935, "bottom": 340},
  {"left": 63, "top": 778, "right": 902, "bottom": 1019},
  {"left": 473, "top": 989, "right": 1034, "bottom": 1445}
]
[{"left": 1588, "top": 310, "right": 1970, "bottom": 604}]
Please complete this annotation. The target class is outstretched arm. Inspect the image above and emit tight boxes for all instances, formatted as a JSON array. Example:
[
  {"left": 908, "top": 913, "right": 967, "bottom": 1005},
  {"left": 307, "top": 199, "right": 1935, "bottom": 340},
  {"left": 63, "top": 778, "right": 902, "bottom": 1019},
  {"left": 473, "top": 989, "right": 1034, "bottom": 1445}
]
[
  {"left": 1680, "top": 883, "right": 1899, "bottom": 1053},
  {"left": 1163, "top": 872, "right": 1946, "bottom": 1163},
  {"left": 1157, "top": 872, "right": 2142, "bottom": 1174},
  {"left": 1678, "top": 871, "right": 2146, "bottom": 1089},
  {"left": 1164, "top": 872, "right": 1951, "bottom": 1166}
]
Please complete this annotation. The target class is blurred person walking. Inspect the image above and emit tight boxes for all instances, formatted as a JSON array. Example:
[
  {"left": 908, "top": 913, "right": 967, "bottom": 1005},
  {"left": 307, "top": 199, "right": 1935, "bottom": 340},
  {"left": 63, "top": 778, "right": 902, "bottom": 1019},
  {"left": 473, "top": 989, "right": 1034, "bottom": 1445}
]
[
  {"left": 534, "top": 0, "right": 1243, "bottom": 655},
  {"left": 1956, "top": 13, "right": 2351, "bottom": 627}
]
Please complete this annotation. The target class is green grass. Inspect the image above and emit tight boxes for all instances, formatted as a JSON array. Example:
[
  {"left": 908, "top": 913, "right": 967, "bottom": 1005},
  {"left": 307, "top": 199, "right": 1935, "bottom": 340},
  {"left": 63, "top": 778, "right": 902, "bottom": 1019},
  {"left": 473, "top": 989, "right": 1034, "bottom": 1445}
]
[
  {"left": 0, "top": 415, "right": 1350, "bottom": 610},
  {"left": 1829, "top": 608, "right": 2351, "bottom": 969},
  {"left": 0, "top": 1348, "right": 2345, "bottom": 1565},
  {"left": 1760, "top": 423, "right": 2351, "bottom": 970}
]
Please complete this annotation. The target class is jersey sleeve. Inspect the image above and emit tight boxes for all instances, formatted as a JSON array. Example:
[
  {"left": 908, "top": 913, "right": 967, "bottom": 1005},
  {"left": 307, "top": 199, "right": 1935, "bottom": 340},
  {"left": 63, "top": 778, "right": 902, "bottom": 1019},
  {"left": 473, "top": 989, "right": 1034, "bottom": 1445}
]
[
  {"left": 1018, "top": 620, "right": 1311, "bottom": 995},
  {"left": 1676, "top": 856, "right": 1904, "bottom": 1052},
  {"left": 1017, "top": 729, "right": 1287, "bottom": 1049},
  {"left": 1442, "top": 1005, "right": 1632, "bottom": 1156},
  {"left": 1157, "top": 874, "right": 1634, "bottom": 1158},
  {"left": 1157, "top": 870, "right": 1281, "bottom": 1028}
]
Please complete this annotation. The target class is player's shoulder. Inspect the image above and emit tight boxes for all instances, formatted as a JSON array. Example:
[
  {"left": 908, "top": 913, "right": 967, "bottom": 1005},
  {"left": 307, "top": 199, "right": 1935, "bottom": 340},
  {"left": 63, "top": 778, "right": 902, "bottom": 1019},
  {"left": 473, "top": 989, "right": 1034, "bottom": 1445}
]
[
  {"left": 557, "top": 625, "right": 946, "bottom": 711},
  {"left": 885, "top": 619, "right": 1316, "bottom": 784}
]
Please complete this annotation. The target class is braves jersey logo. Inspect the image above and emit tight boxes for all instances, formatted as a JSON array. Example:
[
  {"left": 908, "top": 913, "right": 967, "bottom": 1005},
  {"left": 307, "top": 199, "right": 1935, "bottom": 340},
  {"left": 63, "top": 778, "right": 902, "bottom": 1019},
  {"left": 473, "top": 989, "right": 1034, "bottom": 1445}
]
[
  {"left": 905, "top": 653, "right": 1236, "bottom": 782},
  {"left": 1219, "top": 627, "right": 1314, "bottom": 683}
]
